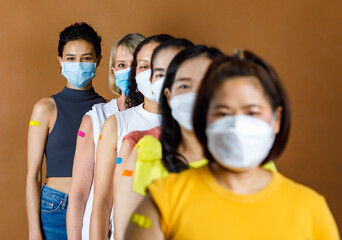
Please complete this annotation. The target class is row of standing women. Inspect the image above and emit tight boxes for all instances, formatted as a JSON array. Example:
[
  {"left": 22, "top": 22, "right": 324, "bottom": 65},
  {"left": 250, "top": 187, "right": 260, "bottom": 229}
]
[{"left": 26, "top": 22, "right": 340, "bottom": 240}]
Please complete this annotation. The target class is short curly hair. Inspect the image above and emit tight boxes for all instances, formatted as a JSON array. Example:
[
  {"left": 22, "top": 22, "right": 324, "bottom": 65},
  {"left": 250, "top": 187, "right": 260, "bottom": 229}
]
[{"left": 58, "top": 22, "right": 102, "bottom": 58}]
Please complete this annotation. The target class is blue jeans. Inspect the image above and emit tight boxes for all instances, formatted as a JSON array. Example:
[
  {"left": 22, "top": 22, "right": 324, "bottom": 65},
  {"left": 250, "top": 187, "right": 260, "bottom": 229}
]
[{"left": 40, "top": 185, "right": 68, "bottom": 240}]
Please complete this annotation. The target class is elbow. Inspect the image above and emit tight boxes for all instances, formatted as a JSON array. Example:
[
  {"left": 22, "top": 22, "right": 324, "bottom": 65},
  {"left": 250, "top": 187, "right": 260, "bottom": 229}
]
[
  {"left": 26, "top": 173, "right": 41, "bottom": 186},
  {"left": 68, "top": 190, "right": 88, "bottom": 210}
]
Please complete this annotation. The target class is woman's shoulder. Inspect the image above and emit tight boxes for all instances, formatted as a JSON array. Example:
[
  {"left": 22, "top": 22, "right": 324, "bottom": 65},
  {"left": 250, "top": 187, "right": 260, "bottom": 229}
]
[
  {"left": 133, "top": 128, "right": 161, "bottom": 145},
  {"left": 148, "top": 166, "right": 204, "bottom": 194},
  {"left": 277, "top": 172, "right": 325, "bottom": 203},
  {"left": 103, "top": 98, "right": 118, "bottom": 112},
  {"left": 135, "top": 134, "right": 162, "bottom": 159},
  {"left": 32, "top": 97, "right": 56, "bottom": 115},
  {"left": 101, "top": 114, "right": 118, "bottom": 132}
]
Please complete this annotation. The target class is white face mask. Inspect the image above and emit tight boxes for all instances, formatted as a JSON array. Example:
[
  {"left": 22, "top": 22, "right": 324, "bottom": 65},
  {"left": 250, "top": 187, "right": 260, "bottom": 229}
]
[
  {"left": 206, "top": 115, "right": 275, "bottom": 172},
  {"left": 151, "top": 77, "right": 165, "bottom": 104},
  {"left": 136, "top": 69, "right": 154, "bottom": 100},
  {"left": 170, "top": 92, "right": 198, "bottom": 131}
]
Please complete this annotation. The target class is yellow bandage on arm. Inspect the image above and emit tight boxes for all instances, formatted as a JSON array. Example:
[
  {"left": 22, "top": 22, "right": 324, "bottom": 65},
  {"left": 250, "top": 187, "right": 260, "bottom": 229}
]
[
  {"left": 29, "top": 121, "right": 40, "bottom": 126},
  {"left": 133, "top": 136, "right": 168, "bottom": 196}
]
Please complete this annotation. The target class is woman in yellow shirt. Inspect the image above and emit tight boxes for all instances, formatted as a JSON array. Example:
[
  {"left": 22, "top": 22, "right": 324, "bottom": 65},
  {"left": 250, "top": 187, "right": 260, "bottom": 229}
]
[
  {"left": 113, "top": 44, "right": 222, "bottom": 240},
  {"left": 124, "top": 50, "right": 340, "bottom": 240}
]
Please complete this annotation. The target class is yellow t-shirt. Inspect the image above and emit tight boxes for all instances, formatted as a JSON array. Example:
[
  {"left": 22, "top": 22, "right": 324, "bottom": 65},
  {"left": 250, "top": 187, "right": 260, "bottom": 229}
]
[
  {"left": 133, "top": 135, "right": 277, "bottom": 196},
  {"left": 148, "top": 165, "right": 340, "bottom": 240}
]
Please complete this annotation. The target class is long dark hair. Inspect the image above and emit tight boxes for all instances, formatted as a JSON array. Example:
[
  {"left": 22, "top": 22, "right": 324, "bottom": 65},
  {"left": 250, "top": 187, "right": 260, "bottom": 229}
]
[
  {"left": 125, "top": 34, "right": 174, "bottom": 108},
  {"left": 160, "top": 45, "right": 223, "bottom": 173},
  {"left": 193, "top": 50, "right": 291, "bottom": 165}
]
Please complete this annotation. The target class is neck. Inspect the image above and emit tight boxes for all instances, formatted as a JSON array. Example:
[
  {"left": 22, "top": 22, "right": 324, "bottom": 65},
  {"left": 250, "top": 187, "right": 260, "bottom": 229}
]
[
  {"left": 65, "top": 81, "right": 93, "bottom": 90},
  {"left": 142, "top": 98, "right": 160, "bottom": 114},
  {"left": 116, "top": 93, "right": 127, "bottom": 111},
  {"left": 209, "top": 162, "right": 273, "bottom": 194},
  {"left": 177, "top": 127, "right": 205, "bottom": 163}
]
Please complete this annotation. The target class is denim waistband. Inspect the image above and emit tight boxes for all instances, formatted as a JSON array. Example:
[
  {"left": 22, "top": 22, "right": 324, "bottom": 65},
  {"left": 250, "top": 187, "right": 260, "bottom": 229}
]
[{"left": 41, "top": 184, "right": 68, "bottom": 208}]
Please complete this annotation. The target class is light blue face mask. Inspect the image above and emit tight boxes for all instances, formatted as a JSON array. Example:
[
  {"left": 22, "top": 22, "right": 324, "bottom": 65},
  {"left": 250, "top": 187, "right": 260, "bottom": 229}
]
[
  {"left": 115, "top": 67, "right": 130, "bottom": 95},
  {"left": 61, "top": 62, "right": 96, "bottom": 88}
]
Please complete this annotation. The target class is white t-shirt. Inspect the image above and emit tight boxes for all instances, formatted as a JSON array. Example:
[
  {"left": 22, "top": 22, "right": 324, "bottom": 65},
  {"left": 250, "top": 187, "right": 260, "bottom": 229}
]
[{"left": 82, "top": 99, "right": 118, "bottom": 240}]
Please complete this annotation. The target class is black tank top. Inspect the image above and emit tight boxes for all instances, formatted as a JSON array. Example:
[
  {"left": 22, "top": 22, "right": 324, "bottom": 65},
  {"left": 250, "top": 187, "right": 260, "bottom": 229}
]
[{"left": 45, "top": 87, "right": 105, "bottom": 177}]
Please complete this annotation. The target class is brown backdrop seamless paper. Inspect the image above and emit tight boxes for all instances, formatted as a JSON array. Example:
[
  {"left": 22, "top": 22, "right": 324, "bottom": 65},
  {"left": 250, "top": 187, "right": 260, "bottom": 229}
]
[{"left": 0, "top": 0, "right": 341, "bottom": 238}]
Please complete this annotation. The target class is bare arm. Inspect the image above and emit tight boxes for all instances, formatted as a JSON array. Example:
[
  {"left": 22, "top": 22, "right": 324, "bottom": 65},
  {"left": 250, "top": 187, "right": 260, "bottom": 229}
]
[
  {"left": 114, "top": 147, "right": 145, "bottom": 240},
  {"left": 90, "top": 115, "right": 118, "bottom": 239},
  {"left": 124, "top": 193, "right": 165, "bottom": 240},
  {"left": 113, "top": 139, "right": 133, "bottom": 195},
  {"left": 67, "top": 116, "right": 95, "bottom": 240},
  {"left": 26, "top": 98, "right": 55, "bottom": 240}
]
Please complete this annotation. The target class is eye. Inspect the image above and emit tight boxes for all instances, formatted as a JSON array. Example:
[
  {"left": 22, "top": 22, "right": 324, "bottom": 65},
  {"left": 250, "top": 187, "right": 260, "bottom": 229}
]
[
  {"left": 178, "top": 84, "right": 190, "bottom": 89},
  {"left": 82, "top": 57, "right": 92, "bottom": 61},
  {"left": 155, "top": 73, "right": 164, "bottom": 78},
  {"left": 246, "top": 109, "right": 261, "bottom": 117},
  {"left": 118, "top": 63, "right": 125, "bottom": 68},
  {"left": 213, "top": 111, "right": 229, "bottom": 117},
  {"left": 66, "top": 57, "right": 75, "bottom": 61}
]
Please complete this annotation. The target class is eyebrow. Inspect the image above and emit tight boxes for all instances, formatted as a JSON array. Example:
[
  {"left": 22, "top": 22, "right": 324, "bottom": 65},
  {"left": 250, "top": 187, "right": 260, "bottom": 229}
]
[
  {"left": 214, "top": 104, "right": 230, "bottom": 110},
  {"left": 214, "top": 104, "right": 261, "bottom": 110},
  {"left": 153, "top": 68, "right": 165, "bottom": 72},
  {"left": 174, "top": 77, "right": 191, "bottom": 82},
  {"left": 138, "top": 59, "right": 149, "bottom": 63},
  {"left": 65, "top": 53, "right": 93, "bottom": 56},
  {"left": 242, "top": 104, "right": 261, "bottom": 109},
  {"left": 115, "top": 60, "right": 126, "bottom": 63}
]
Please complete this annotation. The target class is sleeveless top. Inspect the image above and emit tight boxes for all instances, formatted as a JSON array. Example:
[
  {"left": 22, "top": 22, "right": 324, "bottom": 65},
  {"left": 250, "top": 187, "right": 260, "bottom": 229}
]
[
  {"left": 82, "top": 103, "right": 161, "bottom": 239},
  {"left": 82, "top": 99, "right": 119, "bottom": 240},
  {"left": 86, "top": 99, "right": 119, "bottom": 146},
  {"left": 115, "top": 103, "right": 161, "bottom": 154},
  {"left": 132, "top": 135, "right": 277, "bottom": 196},
  {"left": 45, "top": 87, "right": 105, "bottom": 178},
  {"left": 103, "top": 103, "right": 161, "bottom": 239}
]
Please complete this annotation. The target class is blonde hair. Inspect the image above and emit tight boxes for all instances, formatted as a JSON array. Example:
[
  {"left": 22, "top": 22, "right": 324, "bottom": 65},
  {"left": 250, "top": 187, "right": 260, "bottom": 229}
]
[{"left": 109, "top": 33, "right": 145, "bottom": 96}]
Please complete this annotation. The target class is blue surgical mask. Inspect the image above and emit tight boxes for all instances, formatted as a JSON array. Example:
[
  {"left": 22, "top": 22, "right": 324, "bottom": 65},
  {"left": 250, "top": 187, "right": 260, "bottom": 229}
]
[
  {"left": 61, "top": 61, "right": 96, "bottom": 88},
  {"left": 115, "top": 67, "right": 130, "bottom": 95}
]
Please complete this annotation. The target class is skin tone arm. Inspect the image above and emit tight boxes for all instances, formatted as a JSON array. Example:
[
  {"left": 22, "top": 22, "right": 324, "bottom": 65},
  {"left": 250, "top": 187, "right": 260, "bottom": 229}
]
[
  {"left": 26, "top": 98, "right": 56, "bottom": 240},
  {"left": 113, "top": 139, "right": 133, "bottom": 195},
  {"left": 66, "top": 116, "right": 95, "bottom": 240},
  {"left": 90, "top": 115, "right": 118, "bottom": 239},
  {"left": 124, "top": 193, "right": 164, "bottom": 240},
  {"left": 114, "top": 148, "right": 144, "bottom": 240}
]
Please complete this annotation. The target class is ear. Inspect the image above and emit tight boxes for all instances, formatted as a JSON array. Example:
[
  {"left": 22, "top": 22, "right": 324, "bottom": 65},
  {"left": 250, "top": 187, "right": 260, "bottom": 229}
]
[
  {"left": 112, "top": 67, "right": 116, "bottom": 78},
  {"left": 96, "top": 55, "right": 102, "bottom": 68},
  {"left": 273, "top": 106, "right": 283, "bottom": 134},
  {"left": 164, "top": 88, "right": 171, "bottom": 106},
  {"left": 57, "top": 56, "right": 62, "bottom": 68}
]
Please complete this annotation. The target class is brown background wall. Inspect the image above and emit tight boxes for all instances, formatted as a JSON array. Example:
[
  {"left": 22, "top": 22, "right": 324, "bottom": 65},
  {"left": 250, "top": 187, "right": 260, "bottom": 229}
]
[{"left": 0, "top": 0, "right": 341, "bottom": 238}]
